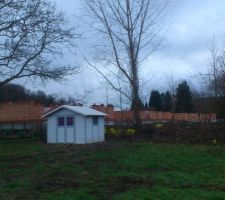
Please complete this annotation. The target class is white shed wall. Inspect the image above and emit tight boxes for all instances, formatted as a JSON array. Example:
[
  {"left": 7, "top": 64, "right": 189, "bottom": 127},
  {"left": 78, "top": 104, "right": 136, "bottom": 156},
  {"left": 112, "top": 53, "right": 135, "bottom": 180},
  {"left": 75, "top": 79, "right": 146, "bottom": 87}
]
[
  {"left": 75, "top": 114, "right": 86, "bottom": 144},
  {"left": 46, "top": 108, "right": 105, "bottom": 144},
  {"left": 92, "top": 124, "right": 99, "bottom": 143},
  {"left": 85, "top": 116, "right": 105, "bottom": 143},
  {"left": 86, "top": 117, "right": 93, "bottom": 143},
  {"left": 53, "top": 109, "right": 75, "bottom": 116},
  {"left": 47, "top": 116, "right": 57, "bottom": 143}
]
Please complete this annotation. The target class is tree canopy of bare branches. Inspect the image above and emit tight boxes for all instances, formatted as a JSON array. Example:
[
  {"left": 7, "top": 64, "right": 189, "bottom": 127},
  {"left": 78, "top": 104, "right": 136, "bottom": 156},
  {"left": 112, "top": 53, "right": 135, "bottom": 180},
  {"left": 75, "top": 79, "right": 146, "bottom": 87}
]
[
  {"left": 85, "top": 0, "right": 167, "bottom": 128},
  {"left": 207, "top": 41, "right": 225, "bottom": 118},
  {"left": 0, "top": 0, "right": 79, "bottom": 87},
  {"left": 208, "top": 43, "right": 225, "bottom": 98}
]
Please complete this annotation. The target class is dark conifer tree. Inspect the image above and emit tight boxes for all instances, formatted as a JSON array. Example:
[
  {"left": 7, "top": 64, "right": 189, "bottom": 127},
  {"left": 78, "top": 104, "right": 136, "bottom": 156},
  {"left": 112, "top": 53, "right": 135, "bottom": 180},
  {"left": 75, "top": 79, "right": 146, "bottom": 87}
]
[
  {"left": 149, "top": 90, "right": 162, "bottom": 111},
  {"left": 175, "top": 81, "right": 194, "bottom": 113},
  {"left": 161, "top": 91, "right": 172, "bottom": 112}
]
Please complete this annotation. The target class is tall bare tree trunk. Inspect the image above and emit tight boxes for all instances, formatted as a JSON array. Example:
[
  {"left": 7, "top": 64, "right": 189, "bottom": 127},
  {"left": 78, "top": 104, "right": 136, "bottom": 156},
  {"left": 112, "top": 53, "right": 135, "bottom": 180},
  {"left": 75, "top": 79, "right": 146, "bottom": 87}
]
[
  {"left": 84, "top": 0, "right": 167, "bottom": 130},
  {"left": 132, "top": 94, "right": 142, "bottom": 130},
  {"left": 132, "top": 67, "right": 142, "bottom": 129}
]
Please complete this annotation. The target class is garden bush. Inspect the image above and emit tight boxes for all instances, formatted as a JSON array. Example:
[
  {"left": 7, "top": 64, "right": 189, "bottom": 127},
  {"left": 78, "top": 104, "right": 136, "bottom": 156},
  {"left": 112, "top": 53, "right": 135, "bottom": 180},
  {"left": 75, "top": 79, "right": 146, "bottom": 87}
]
[{"left": 125, "top": 128, "right": 135, "bottom": 137}]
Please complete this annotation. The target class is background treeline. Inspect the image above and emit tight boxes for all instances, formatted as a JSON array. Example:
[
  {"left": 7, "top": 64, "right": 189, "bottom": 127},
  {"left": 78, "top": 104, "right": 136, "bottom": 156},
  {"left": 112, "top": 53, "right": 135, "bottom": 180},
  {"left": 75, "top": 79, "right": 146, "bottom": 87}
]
[
  {"left": 148, "top": 81, "right": 194, "bottom": 113},
  {"left": 0, "top": 84, "right": 77, "bottom": 106},
  {"left": 0, "top": 81, "right": 222, "bottom": 117},
  {"left": 147, "top": 80, "right": 222, "bottom": 116},
  {"left": 148, "top": 91, "right": 173, "bottom": 112}
]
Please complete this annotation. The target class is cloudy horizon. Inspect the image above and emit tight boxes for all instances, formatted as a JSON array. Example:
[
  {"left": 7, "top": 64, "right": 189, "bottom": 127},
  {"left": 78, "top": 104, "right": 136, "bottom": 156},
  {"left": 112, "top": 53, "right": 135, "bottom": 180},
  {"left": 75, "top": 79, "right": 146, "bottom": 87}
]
[{"left": 16, "top": 0, "right": 225, "bottom": 106}]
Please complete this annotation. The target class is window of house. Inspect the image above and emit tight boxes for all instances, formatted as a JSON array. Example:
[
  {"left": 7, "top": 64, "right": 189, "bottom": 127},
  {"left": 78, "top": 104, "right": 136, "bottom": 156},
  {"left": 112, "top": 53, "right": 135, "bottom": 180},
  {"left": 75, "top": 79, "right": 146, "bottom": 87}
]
[
  {"left": 67, "top": 117, "right": 74, "bottom": 126},
  {"left": 58, "top": 117, "right": 65, "bottom": 126},
  {"left": 93, "top": 116, "right": 98, "bottom": 125}
]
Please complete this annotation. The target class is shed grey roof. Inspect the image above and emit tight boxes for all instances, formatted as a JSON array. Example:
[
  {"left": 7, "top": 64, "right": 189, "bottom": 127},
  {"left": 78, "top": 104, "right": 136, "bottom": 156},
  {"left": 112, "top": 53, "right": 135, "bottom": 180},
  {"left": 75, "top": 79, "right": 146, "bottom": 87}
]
[{"left": 42, "top": 105, "right": 107, "bottom": 118}]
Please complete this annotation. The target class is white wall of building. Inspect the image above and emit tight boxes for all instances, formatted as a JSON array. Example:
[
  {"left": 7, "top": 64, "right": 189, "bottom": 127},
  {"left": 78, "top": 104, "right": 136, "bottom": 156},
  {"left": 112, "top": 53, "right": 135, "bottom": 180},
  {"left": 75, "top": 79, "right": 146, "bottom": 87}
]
[{"left": 46, "top": 108, "right": 105, "bottom": 144}]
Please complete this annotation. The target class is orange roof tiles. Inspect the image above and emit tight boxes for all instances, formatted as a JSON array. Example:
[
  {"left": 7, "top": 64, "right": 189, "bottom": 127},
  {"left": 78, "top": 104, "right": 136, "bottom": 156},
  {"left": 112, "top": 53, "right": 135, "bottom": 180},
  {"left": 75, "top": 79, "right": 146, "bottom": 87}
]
[
  {"left": 91, "top": 104, "right": 217, "bottom": 123},
  {"left": 0, "top": 102, "right": 44, "bottom": 123}
]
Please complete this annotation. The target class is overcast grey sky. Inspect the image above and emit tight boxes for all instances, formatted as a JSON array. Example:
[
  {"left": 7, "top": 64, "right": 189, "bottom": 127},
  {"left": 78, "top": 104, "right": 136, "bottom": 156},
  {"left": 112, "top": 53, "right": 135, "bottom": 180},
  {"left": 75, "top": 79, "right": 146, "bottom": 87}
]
[{"left": 23, "top": 0, "right": 225, "bottom": 105}]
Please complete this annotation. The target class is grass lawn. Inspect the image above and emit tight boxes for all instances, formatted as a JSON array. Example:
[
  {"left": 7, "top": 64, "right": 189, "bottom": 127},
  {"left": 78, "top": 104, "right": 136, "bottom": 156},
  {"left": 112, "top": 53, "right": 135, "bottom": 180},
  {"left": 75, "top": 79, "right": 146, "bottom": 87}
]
[{"left": 0, "top": 139, "right": 225, "bottom": 200}]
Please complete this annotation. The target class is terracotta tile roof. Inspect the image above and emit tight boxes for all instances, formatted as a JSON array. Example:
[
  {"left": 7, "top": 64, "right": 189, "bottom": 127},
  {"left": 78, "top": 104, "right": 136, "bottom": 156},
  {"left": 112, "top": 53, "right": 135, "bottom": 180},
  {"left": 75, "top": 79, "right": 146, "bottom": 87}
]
[
  {"left": 91, "top": 104, "right": 217, "bottom": 123},
  {"left": 0, "top": 102, "right": 44, "bottom": 123},
  {"left": 0, "top": 102, "right": 216, "bottom": 124}
]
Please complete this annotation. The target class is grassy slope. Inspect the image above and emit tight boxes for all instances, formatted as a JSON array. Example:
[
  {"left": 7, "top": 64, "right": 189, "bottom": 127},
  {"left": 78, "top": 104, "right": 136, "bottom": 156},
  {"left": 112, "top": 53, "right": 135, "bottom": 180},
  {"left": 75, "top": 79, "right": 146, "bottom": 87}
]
[{"left": 0, "top": 139, "right": 225, "bottom": 200}]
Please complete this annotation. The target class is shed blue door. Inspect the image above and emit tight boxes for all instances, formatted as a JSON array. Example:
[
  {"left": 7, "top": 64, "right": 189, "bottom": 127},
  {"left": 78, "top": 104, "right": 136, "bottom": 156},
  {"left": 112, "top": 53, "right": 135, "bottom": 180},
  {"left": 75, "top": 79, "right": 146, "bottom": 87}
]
[{"left": 57, "top": 116, "right": 75, "bottom": 143}]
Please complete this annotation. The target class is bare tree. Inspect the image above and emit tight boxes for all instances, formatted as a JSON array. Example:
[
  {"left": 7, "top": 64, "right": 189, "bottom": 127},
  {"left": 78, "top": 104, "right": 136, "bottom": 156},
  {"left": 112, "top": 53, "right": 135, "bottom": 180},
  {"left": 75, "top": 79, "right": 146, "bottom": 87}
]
[
  {"left": 166, "top": 73, "right": 178, "bottom": 122},
  {"left": 84, "top": 0, "right": 167, "bottom": 129},
  {"left": 0, "top": 0, "right": 79, "bottom": 88},
  {"left": 207, "top": 41, "right": 225, "bottom": 118},
  {"left": 198, "top": 39, "right": 225, "bottom": 118}
]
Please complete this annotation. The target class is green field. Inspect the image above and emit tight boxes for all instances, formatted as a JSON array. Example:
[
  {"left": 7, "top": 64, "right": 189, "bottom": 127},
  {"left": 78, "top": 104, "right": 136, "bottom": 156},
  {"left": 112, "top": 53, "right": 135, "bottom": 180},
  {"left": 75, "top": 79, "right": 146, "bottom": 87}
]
[{"left": 0, "top": 139, "right": 225, "bottom": 200}]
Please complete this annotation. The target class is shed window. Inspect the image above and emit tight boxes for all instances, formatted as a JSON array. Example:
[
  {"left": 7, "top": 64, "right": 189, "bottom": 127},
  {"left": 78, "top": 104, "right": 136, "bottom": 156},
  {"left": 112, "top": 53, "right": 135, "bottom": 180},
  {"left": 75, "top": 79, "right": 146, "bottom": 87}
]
[
  {"left": 93, "top": 116, "right": 98, "bottom": 125},
  {"left": 58, "top": 117, "right": 65, "bottom": 126},
  {"left": 67, "top": 117, "right": 74, "bottom": 126}
]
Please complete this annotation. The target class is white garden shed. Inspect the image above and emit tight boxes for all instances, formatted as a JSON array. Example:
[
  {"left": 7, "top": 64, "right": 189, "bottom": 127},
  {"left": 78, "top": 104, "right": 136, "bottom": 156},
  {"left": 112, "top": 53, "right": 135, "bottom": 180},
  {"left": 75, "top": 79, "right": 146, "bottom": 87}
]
[{"left": 42, "top": 105, "right": 106, "bottom": 144}]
